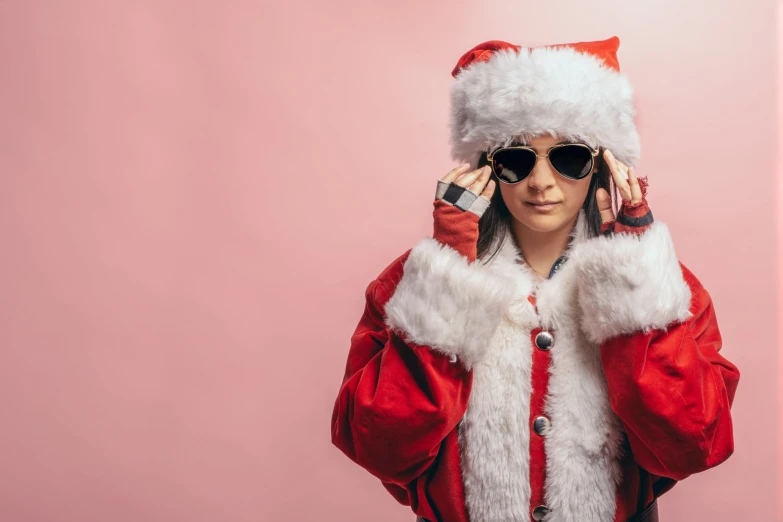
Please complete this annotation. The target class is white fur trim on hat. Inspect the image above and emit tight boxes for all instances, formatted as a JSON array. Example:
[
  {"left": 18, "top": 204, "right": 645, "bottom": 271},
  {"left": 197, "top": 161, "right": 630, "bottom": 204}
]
[{"left": 449, "top": 44, "right": 641, "bottom": 169}]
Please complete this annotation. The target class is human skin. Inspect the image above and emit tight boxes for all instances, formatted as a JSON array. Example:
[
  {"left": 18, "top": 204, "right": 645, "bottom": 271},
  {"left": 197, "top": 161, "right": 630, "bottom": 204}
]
[{"left": 439, "top": 134, "right": 645, "bottom": 277}]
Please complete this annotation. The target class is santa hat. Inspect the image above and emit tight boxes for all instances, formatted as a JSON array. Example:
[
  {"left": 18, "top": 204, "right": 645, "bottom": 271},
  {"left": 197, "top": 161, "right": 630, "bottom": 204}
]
[{"left": 449, "top": 36, "right": 640, "bottom": 169}]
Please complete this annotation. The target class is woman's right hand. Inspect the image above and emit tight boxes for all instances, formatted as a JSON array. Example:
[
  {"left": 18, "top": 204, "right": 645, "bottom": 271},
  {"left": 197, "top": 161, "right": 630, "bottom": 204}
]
[{"left": 432, "top": 164, "right": 496, "bottom": 263}]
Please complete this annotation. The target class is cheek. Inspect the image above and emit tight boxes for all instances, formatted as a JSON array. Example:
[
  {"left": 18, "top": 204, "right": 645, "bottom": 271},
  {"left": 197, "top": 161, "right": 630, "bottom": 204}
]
[
  {"left": 560, "top": 175, "right": 593, "bottom": 207},
  {"left": 563, "top": 182, "right": 589, "bottom": 203},
  {"left": 498, "top": 184, "right": 525, "bottom": 213}
]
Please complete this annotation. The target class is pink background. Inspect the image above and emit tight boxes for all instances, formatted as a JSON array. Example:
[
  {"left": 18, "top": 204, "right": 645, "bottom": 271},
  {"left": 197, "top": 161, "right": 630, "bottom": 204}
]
[{"left": 0, "top": 1, "right": 777, "bottom": 521}]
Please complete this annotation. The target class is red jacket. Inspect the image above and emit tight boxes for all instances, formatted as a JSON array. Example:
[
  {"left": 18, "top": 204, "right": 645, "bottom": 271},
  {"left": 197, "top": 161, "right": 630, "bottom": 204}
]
[{"left": 331, "top": 198, "right": 740, "bottom": 522}]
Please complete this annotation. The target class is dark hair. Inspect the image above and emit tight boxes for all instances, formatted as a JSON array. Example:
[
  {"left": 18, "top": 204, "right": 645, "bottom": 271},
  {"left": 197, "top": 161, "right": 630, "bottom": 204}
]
[{"left": 475, "top": 145, "right": 622, "bottom": 263}]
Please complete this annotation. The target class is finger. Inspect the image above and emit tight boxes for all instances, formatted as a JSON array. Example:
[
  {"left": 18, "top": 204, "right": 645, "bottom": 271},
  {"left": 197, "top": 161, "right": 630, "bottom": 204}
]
[
  {"left": 595, "top": 187, "right": 615, "bottom": 225},
  {"left": 456, "top": 165, "right": 491, "bottom": 188},
  {"left": 605, "top": 149, "right": 630, "bottom": 180},
  {"left": 441, "top": 163, "right": 472, "bottom": 183},
  {"left": 478, "top": 179, "right": 496, "bottom": 201},
  {"left": 604, "top": 149, "right": 633, "bottom": 202},
  {"left": 466, "top": 166, "right": 492, "bottom": 195},
  {"left": 627, "top": 167, "right": 643, "bottom": 204}
]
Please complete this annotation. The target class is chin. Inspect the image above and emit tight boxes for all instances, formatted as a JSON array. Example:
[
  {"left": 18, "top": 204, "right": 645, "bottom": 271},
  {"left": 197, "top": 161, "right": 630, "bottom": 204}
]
[
  {"left": 521, "top": 218, "right": 561, "bottom": 233},
  {"left": 517, "top": 207, "right": 570, "bottom": 232}
]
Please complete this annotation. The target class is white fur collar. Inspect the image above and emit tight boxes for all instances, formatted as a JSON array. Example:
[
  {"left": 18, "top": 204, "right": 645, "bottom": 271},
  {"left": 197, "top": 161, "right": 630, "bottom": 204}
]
[
  {"left": 459, "top": 207, "right": 627, "bottom": 522},
  {"left": 384, "top": 207, "right": 690, "bottom": 521}
]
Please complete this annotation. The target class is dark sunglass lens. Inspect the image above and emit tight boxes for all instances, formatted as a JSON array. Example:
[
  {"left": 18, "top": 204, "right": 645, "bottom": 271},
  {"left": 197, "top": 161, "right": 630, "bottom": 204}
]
[
  {"left": 549, "top": 145, "right": 593, "bottom": 179},
  {"left": 492, "top": 148, "right": 536, "bottom": 183}
]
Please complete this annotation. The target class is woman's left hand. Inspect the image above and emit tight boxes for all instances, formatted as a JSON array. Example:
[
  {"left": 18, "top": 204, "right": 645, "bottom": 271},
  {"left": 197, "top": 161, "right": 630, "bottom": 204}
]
[{"left": 595, "top": 149, "right": 654, "bottom": 236}]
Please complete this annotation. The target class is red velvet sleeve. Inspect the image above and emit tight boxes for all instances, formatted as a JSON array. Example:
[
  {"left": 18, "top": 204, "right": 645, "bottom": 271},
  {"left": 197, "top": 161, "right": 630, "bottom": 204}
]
[
  {"left": 331, "top": 195, "right": 519, "bottom": 488},
  {"left": 574, "top": 205, "right": 741, "bottom": 483},
  {"left": 330, "top": 276, "right": 474, "bottom": 487},
  {"left": 601, "top": 267, "right": 740, "bottom": 480}
]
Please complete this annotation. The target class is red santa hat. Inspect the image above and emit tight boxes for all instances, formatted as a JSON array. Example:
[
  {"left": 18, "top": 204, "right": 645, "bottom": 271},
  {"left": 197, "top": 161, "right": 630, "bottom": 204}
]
[{"left": 449, "top": 35, "right": 640, "bottom": 169}]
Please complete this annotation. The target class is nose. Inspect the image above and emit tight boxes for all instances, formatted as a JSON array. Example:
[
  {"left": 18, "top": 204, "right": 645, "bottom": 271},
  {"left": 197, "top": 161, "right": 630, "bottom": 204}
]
[{"left": 527, "top": 153, "right": 557, "bottom": 193}]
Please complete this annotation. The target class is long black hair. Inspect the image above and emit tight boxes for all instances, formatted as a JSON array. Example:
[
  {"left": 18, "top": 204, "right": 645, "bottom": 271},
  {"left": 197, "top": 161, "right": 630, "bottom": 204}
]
[{"left": 475, "top": 145, "right": 622, "bottom": 263}]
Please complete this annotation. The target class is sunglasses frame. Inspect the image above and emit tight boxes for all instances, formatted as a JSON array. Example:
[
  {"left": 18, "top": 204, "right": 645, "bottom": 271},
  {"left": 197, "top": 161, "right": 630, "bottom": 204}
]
[{"left": 485, "top": 142, "right": 601, "bottom": 184}]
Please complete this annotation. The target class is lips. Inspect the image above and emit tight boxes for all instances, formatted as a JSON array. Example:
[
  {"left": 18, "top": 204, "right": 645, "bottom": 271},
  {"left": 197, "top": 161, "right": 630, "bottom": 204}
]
[
  {"left": 526, "top": 200, "right": 561, "bottom": 212},
  {"left": 527, "top": 201, "right": 560, "bottom": 206}
]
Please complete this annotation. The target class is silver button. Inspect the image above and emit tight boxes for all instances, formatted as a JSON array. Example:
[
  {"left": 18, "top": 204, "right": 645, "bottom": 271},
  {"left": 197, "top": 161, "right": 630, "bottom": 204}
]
[
  {"left": 533, "top": 416, "right": 551, "bottom": 436},
  {"left": 535, "top": 331, "right": 554, "bottom": 351},
  {"left": 532, "top": 505, "right": 550, "bottom": 521}
]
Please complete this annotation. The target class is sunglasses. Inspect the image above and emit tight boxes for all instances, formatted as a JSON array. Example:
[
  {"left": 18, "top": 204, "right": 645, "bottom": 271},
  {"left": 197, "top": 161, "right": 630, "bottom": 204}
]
[{"left": 485, "top": 143, "right": 601, "bottom": 184}]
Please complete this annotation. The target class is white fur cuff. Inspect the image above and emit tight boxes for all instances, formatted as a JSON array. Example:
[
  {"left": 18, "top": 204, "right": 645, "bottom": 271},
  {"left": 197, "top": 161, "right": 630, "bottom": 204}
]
[
  {"left": 383, "top": 238, "right": 519, "bottom": 370},
  {"left": 570, "top": 220, "right": 694, "bottom": 345}
]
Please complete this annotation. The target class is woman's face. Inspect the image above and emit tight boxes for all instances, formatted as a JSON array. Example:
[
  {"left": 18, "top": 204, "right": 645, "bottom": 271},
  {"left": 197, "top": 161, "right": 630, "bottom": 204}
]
[{"left": 498, "top": 134, "right": 595, "bottom": 234}]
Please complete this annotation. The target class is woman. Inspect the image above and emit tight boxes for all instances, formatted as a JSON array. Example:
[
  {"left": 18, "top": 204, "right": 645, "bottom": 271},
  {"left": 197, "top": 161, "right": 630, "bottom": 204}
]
[{"left": 330, "top": 36, "right": 740, "bottom": 522}]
